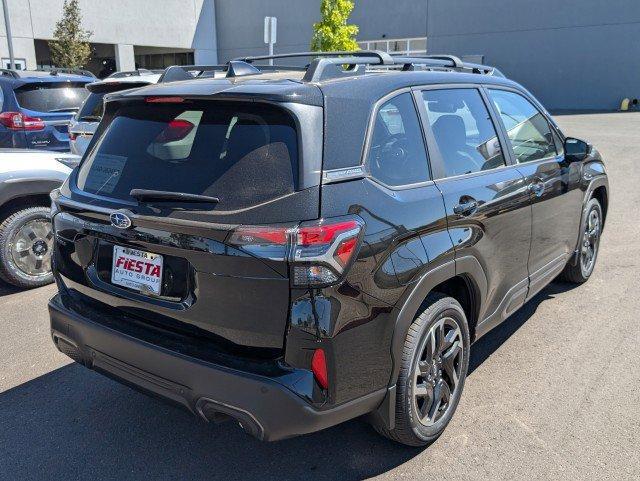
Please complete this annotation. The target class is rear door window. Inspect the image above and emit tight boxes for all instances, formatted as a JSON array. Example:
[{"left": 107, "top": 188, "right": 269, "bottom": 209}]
[
  {"left": 76, "top": 92, "right": 105, "bottom": 121},
  {"left": 422, "top": 88, "right": 506, "bottom": 177},
  {"left": 366, "top": 92, "right": 430, "bottom": 186},
  {"left": 76, "top": 101, "right": 298, "bottom": 210},
  {"left": 13, "top": 82, "right": 89, "bottom": 113}
]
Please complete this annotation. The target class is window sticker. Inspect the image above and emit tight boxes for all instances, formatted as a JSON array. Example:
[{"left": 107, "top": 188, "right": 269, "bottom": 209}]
[{"left": 82, "top": 153, "right": 127, "bottom": 194}]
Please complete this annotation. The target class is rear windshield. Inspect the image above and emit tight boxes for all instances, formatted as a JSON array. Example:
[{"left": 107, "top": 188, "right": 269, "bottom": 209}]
[
  {"left": 76, "top": 101, "right": 298, "bottom": 210},
  {"left": 77, "top": 92, "right": 105, "bottom": 121},
  {"left": 14, "top": 82, "right": 89, "bottom": 113}
]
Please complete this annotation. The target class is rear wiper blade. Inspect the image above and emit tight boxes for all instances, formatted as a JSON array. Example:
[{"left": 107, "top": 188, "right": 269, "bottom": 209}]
[
  {"left": 130, "top": 189, "right": 220, "bottom": 204},
  {"left": 77, "top": 115, "right": 101, "bottom": 122},
  {"left": 49, "top": 107, "right": 79, "bottom": 113}
]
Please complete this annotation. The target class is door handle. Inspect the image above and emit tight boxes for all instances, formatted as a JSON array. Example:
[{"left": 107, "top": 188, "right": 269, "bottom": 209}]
[
  {"left": 453, "top": 198, "right": 478, "bottom": 216},
  {"left": 528, "top": 179, "right": 545, "bottom": 197}
]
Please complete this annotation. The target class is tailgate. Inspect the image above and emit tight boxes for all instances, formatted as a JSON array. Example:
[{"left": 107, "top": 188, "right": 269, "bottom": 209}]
[{"left": 52, "top": 97, "right": 322, "bottom": 353}]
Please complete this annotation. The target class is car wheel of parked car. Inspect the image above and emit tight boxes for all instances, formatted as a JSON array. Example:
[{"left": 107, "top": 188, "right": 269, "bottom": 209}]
[
  {"left": 560, "top": 198, "right": 602, "bottom": 284},
  {"left": 0, "top": 206, "right": 54, "bottom": 288},
  {"left": 375, "top": 293, "right": 470, "bottom": 446}
]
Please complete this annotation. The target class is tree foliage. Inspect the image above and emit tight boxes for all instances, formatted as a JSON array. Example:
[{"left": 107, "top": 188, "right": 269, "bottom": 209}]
[
  {"left": 48, "top": 0, "right": 92, "bottom": 68},
  {"left": 311, "top": 0, "right": 360, "bottom": 52}
]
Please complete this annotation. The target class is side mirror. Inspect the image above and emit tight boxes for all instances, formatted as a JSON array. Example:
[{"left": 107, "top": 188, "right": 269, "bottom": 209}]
[{"left": 564, "top": 137, "right": 589, "bottom": 162}]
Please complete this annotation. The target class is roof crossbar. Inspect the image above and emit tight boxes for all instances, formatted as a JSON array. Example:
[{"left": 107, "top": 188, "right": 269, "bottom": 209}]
[{"left": 235, "top": 50, "right": 394, "bottom": 66}]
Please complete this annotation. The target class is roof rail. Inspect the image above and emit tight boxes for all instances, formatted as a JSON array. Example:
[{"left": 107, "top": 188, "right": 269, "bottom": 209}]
[
  {"left": 234, "top": 50, "right": 394, "bottom": 82},
  {"left": 157, "top": 51, "right": 501, "bottom": 84},
  {"left": 107, "top": 68, "right": 163, "bottom": 79}
]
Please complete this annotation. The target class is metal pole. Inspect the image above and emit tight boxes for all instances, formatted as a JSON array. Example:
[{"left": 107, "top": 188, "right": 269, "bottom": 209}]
[{"left": 1, "top": 0, "right": 15, "bottom": 69}]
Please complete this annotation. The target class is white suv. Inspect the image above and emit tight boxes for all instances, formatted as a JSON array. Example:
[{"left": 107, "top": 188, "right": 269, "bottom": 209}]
[{"left": 69, "top": 73, "right": 161, "bottom": 156}]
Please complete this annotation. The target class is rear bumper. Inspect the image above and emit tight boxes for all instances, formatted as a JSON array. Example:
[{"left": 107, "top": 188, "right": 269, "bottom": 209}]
[{"left": 48, "top": 293, "right": 383, "bottom": 441}]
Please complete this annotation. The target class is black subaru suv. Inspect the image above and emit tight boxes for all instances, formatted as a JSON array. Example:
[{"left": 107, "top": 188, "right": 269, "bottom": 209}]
[{"left": 49, "top": 52, "right": 608, "bottom": 446}]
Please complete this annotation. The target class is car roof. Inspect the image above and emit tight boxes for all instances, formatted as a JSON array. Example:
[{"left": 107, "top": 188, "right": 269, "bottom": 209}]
[
  {"left": 99, "top": 74, "right": 162, "bottom": 84},
  {"left": 0, "top": 148, "right": 78, "bottom": 156},
  {"left": 0, "top": 71, "right": 94, "bottom": 86},
  {"left": 112, "top": 68, "right": 517, "bottom": 107},
  {"left": 114, "top": 76, "right": 325, "bottom": 106}
]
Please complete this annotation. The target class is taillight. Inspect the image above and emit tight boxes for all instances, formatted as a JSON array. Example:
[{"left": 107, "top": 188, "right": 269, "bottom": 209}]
[
  {"left": 311, "top": 348, "right": 329, "bottom": 390},
  {"left": 69, "top": 132, "right": 78, "bottom": 141},
  {"left": 155, "top": 119, "right": 195, "bottom": 143},
  {"left": 226, "top": 215, "right": 364, "bottom": 287},
  {"left": 292, "top": 217, "right": 363, "bottom": 286},
  {"left": 0, "top": 112, "right": 45, "bottom": 131},
  {"left": 145, "top": 96, "right": 185, "bottom": 103},
  {"left": 227, "top": 225, "right": 292, "bottom": 260}
]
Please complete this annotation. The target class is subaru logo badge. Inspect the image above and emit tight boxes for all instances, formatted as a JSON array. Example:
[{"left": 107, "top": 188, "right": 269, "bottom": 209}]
[{"left": 110, "top": 212, "right": 132, "bottom": 229}]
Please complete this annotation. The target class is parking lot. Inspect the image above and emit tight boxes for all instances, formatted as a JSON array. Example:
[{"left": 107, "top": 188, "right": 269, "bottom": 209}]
[{"left": 0, "top": 112, "right": 638, "bottom": 481}]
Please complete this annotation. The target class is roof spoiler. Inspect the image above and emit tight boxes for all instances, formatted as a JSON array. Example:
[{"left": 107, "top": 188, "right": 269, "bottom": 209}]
[{"left": 86, "top": 80, "right": 156, "bottom": 94}]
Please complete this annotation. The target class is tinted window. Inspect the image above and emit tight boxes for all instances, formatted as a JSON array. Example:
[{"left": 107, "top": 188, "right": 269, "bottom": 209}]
[
  {"left": 77, "top": 92, "right": 105, "bottom": 121},
  {"left": 488, "top": 89, "right": 557, "bottom": 163},
  {"left": 367, "top": 93, "right": 430, "bottom": 186},
  {"left": 13, "top": 82, "right": 89, "bottom": 113},
  {"left": 423, "top": 88, "right": 505, "bottom": 177},
  {"left": 76, "top": 101, "right": 298, "bottom": 211}
]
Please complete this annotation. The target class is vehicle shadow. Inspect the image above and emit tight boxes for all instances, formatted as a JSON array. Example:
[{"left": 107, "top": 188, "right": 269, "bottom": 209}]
[
  {"left": 0, "top": 281, "right": 575, "bottom": 481},
  {"left": 468, "top": 281, "right": 575, "bottom": 374},
  {"left": 0, "top": 280, "right": 22, "bottom": 297}
]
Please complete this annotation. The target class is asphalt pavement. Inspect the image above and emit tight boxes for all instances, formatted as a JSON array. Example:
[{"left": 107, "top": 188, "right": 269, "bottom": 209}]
[{"left": 0, "top": 112, "right": 638, "bottom": 480}]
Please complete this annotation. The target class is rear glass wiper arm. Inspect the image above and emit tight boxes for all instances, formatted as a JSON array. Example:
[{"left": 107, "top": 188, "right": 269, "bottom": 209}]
[
  {"left": 49, "top": 107, "right": 79, "bottom": 113},
  {"left": 130, "top": 189, "right": 220, "bottom": 204}
]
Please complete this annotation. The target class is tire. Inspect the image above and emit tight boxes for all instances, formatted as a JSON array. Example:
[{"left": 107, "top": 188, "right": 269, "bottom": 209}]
[
  {"left": 375, "top": 293, "right": 470, "bottom": 446},
  {"left": 559, "top": 198, "right": 602, "bottom": 284},
  {"left": 0, "top": 206, "right": 54, "bottom": 288}
]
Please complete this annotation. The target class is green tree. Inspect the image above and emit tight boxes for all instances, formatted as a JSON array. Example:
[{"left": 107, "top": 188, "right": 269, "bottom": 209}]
[
  {"left": 48, "top": 0, "right": 92, "bottom": 68},
  {"left": 311, "top": 0, "right": 360, "bottom": 52}
]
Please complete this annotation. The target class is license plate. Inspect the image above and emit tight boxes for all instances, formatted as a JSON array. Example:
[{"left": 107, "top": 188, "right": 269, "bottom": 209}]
[{"left": 111, "top": 245, "right": 163, "bottom": 295}]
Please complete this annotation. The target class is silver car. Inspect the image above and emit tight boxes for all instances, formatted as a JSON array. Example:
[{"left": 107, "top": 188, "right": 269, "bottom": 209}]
[
  {"left": 0, "top": 149, "right": 79, "bottom": 288},
  {"left": 69, "top": 73, "right": 161, "bottom": 156}
]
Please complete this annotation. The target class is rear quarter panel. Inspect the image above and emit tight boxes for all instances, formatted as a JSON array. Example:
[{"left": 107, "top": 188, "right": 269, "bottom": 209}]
[{"left": 285, "top": 177, "right": 454, "bottom": 405}]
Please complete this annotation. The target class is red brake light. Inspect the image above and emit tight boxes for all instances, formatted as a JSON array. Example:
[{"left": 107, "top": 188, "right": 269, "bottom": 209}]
[
  {"left": 145, "top": 96, "right": 185, "bottom": 103},
  {"left": 292, "top": 217, "right": 363, "bottom": 286},
  {"left": 311, "top": 348, "right": 328, "bottom": 390},
  {"left": 0, "top": 112, "right": 45, "bottom": 131},
  {"left": 155, "top": 119, "right": 195, "bottom": 143},
  {"left": 228, "top": 226, "right": 289, "bottom": 246},
  {"left": 227, "top": 216, "right": 364, "bottom": 287},
  {"left": 296, "top": 220, "right": 360, "bottom": 246},
  {"left": 333, "top": 237, "right": 358, "bottom": 267}
]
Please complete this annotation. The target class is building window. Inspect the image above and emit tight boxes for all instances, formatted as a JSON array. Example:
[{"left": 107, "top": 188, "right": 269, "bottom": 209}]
[
  {"left": 358, "top": 37, "right": 427, "bottom": 56},
  {"left": 134, "top": 52, "right": 194, "bottom": 70}
]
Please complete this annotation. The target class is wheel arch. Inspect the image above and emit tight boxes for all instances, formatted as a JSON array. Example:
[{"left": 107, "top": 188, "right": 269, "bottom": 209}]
[
  {"left": 591, "top": 185, "right": 608, "bottom": 226},
  {"left": 371, "top": 257, "right": 487, "bottom": 430},
  {"left": 0, "top": 193, "right": 53, "bottom": 221},
  {"left": 570, "top": 173, "right": 609, "bottom": 265},
  {"left": 0, "top": 179, "right": 61, "bottom": 220}
]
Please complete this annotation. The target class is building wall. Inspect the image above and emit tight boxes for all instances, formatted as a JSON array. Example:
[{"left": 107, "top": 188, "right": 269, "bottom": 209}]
[
  {"left": 426, "top": 0, "right": 640, "bottom": 110},
  {"left": 0, "top": 0, "right": 217, "bottom": 70},
  {"left": 214, "top": 0, "right": 426, "bottom": 61},
  {"left": 0, "top": 0, "right": 634, "bottom": 109}
]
